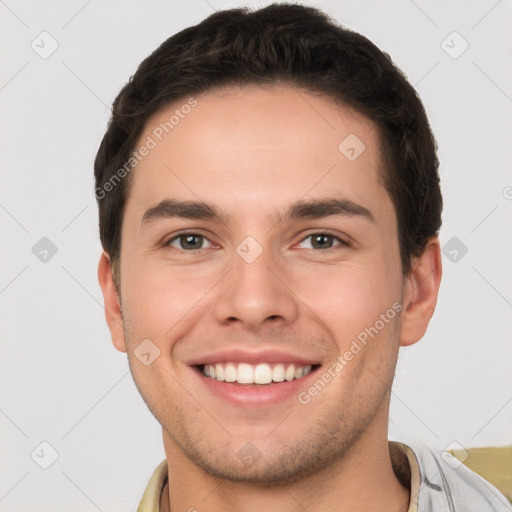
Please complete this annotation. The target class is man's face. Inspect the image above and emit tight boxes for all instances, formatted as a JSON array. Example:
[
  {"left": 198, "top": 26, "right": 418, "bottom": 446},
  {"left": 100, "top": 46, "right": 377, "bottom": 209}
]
[{"left": 116, "top": 84, "right": 406, "bottom": 484}]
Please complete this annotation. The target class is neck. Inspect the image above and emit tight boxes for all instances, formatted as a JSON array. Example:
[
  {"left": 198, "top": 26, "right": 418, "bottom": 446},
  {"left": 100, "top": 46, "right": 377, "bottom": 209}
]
[{"left": 160, "top": 425, "right": 410, "bottom": 512}]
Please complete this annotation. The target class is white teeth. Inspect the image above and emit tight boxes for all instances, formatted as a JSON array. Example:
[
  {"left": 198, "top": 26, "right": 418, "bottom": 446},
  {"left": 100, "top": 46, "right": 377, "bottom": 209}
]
[
  {"left": 284, "top": 364, "right": 296, "bottom": 381},
  {"left": 254, "top": 364, "right": 273, "bottom": 384},
  {"left": 272, "top": 363, "right": 285, "bottom": 382},
  {"left": 202, "top": 362, "right": 314, "bottom": 384},
  {"left": 224, "top": 362, "right": 237, "bottom": 382},
  {"left": 295, "top": 365, "right": 311, "bottom": 378},
  {"left": 237, "top": 363, "right": 254, "bottom": 384},
  {"left": 215, "top": 364, "right": 225, "bottom": 381}
]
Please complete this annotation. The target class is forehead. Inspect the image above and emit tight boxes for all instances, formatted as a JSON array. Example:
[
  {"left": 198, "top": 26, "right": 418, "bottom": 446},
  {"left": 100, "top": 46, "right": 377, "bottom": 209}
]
[{"left": 125, "top": 84, "right": 392, "bottom": 228}]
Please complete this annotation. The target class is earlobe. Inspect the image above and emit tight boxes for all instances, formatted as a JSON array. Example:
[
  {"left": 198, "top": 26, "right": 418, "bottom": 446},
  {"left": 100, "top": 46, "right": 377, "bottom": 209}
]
[
  {"left": 97, "top": 251, "right": 127, "bottom": 353},
  {"left": 399, "top": 237, "right": 442, "bottom": 347}
]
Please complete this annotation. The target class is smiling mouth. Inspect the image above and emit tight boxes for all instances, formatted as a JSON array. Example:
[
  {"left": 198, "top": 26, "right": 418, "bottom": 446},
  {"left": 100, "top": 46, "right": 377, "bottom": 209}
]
[{"left": 196, "top": 362, "right": 321, "bottom": 385}]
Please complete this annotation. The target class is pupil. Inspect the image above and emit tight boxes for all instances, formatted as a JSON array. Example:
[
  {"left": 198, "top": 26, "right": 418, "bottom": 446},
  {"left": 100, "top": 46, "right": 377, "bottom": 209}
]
[
  {"left": 183, "top": 235, "right": 202, "bottom": 250},
  {"left": 179, "top": 235, "right": 334, "bottom": 250},
  {"left": 313, "top": 234, "right": 332, "bottom": 249}
]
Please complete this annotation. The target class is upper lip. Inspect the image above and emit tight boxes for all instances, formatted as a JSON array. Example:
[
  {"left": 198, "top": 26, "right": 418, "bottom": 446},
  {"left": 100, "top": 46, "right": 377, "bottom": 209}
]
[{"left": 186, "top": 349, "right": 321, "bottom": 366}]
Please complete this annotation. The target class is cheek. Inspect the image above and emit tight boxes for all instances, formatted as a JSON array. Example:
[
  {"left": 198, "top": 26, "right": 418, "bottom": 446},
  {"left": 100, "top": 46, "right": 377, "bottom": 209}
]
[
  {"left": 120, "top": 266, "right": 199, "bottom": 403},
  {"left": 294, "top": 261, "right": 399, "bottom": 343},
  {"left": 120, "top": 260, "right": 216, "bottom": 348}
]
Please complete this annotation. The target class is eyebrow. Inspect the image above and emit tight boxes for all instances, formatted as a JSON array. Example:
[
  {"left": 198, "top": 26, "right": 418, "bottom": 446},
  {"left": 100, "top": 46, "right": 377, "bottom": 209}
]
[{"left": 141, "top": 196, "right": 375, "bottom": 225}]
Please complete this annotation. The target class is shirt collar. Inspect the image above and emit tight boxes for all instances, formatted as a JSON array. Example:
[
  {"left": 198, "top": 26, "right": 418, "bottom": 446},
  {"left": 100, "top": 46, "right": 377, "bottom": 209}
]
[{"left": 137, "top": 441, "right": 420, "bottom": 512}]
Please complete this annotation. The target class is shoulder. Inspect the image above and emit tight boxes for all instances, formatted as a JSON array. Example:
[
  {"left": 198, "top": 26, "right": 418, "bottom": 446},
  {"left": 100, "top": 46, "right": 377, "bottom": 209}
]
[
  {"left": 403, "top": 441, "right": 512, "bottom": 512},
  {"left": 137, "top": 459, "right": 168, "bottom": 512}
]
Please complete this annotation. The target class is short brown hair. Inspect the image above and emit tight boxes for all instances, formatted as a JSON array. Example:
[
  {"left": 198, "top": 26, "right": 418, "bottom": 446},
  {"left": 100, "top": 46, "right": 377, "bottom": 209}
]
[{"left": 94, "top": 3, "right": 442, "bottom": 280}]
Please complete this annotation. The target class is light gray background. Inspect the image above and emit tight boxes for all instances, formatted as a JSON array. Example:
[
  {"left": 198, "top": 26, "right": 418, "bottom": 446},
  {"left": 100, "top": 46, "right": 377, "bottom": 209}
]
[{"left": 1, "top": 0, "right": 511, "bottom": 510}]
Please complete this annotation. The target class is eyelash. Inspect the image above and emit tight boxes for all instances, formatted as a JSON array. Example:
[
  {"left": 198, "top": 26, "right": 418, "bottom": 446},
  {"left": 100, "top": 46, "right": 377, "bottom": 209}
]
[{"left": 163, "top": 230, "right": 351, "bottom": 252}]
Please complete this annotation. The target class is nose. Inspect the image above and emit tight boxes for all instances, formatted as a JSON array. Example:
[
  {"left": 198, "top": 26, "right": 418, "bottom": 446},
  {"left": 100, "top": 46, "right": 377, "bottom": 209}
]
[{"left": 212, "top": 243, "right": 299, "bottom": 332}]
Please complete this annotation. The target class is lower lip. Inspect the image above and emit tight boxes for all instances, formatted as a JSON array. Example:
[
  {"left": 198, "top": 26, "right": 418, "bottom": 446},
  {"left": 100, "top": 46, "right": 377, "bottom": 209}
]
[{"left": 192, "top": 366, "right": 321, "bottom": 407}]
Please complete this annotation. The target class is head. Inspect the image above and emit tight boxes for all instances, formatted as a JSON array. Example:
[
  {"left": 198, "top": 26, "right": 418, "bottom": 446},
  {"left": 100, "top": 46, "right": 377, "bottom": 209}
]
[{"left": 96, "top": 3, "right": 442, "bottom": 485}]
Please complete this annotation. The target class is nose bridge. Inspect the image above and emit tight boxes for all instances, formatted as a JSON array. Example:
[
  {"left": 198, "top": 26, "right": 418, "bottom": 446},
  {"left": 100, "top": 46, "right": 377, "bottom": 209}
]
[
  {"left": 234, "top": 238, "right": 276, "bottom": 294},
  {"left": 212, "top": 236, "right": 298, "bottom": 330}
]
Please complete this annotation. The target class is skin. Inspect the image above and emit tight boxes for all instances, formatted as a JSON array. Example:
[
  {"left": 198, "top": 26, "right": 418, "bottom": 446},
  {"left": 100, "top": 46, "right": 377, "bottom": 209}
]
[{"left": 98, "top": 84, "right": 442, "bottom": 512}]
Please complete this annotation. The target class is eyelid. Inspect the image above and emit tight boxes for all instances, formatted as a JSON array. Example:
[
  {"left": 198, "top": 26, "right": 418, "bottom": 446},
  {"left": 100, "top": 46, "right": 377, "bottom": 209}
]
[
  {"left": 295, "top": 230, "right": 351, "bottom": 248},
  {"left": 163, "top": 230, "right": 216, "bottom": 249},
  {"left": 162, "top": 229, "right": 351, "bottom": 252}
]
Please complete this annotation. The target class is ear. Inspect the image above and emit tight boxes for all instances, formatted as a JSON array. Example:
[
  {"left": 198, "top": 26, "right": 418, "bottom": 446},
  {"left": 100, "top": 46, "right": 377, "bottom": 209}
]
[
  {"left": 400, "top": 236, "right": 442, "bottom": 347},
  {"left": 97, "top": 251, "right": 127, "bottom": 353}
]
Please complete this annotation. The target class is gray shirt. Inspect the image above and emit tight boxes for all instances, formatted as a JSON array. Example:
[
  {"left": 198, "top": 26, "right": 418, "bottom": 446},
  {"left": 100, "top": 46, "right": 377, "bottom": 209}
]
[{"left": 400, "top": 440, "right": 511, "bottom": 511}]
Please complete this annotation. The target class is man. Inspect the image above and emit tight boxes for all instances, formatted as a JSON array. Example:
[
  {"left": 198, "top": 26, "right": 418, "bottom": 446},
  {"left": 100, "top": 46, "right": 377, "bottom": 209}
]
[{"left": 95, "top": 3, "right": 511, "bottom": 511}]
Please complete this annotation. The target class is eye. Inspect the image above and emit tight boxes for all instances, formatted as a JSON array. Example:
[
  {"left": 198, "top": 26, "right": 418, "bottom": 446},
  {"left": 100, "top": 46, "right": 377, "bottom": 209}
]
[
  {"left": 297, "top": 232, "right": 350, "bottom": 250},
  {"left": 166, "top": 232, "right": 214, "bottom": 251}
]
